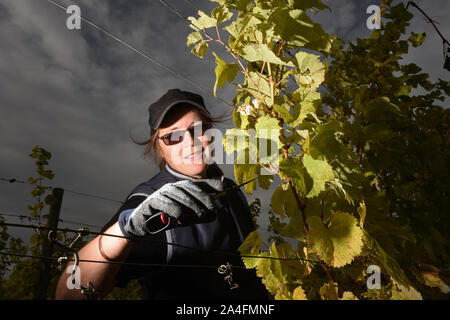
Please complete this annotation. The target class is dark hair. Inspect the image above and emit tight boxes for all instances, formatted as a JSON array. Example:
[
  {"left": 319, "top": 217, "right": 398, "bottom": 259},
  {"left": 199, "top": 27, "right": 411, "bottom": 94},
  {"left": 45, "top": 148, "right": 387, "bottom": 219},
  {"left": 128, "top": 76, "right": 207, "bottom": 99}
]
[{"left": 132, "top": 103, "right": 229, "bottom": 169}]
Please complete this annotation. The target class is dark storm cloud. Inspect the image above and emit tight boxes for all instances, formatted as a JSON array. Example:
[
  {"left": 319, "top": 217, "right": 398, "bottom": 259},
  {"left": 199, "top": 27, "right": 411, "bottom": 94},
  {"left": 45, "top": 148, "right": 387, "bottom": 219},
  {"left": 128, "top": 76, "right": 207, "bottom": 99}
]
[{"left": 0, "top": 0, "right": 448, "bottom": 237}]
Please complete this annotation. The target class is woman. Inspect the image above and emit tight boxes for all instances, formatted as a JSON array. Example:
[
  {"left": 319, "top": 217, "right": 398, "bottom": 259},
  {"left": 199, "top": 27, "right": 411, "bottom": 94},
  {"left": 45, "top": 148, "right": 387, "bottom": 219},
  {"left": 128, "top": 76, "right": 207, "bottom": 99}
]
[{"left": 55, "top": 89, "right": 268, "bottom": 300}]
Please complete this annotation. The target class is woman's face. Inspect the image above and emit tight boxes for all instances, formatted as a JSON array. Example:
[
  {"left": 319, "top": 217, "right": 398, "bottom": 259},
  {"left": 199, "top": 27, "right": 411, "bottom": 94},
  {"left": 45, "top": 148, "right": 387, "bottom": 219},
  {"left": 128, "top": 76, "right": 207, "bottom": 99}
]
[{"left": 157, "top": 108, "right": 210, "bottom": 178}]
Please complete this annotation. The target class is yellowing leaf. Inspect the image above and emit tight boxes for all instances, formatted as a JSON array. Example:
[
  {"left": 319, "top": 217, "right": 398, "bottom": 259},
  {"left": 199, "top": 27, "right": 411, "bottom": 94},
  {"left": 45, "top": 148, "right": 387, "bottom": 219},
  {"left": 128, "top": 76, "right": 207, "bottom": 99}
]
[
  {"left": 238, "top": 231, "right": 263, "bottom": 269},
  {"left": 186, "top": 31, "right": 208, "bottom": 58},
  {"left": 246, "top": 70, "right": 272, "bottom": 99},
  {"left": 294, "top": 51, "right": 325, "bottom": 89},
  {"left": 255, "top": 115, "right": 282, "bottom": 147},
  {"left": 307, "top": 212, "right": 364, "bottom": 268},
  {"left": 270, "top": 6, "right": 332, "bottom": 53},
  {"left": 212, "top": 52, "right": 239, "bottom": 96},
  {"left": 279, "top": 156, "right": 307, "bottom": 196},
  {"left": 390, "top": 281, "right": 423, "bottom": 300},
  {"left": 341, "top": 291, "right": 358, "bottom": 300},
  {"left": 292, "top": 285, "right": 307, "bottom": 300},
  {"left": 211, "top": 5, "right": 233, "bottom": 25},
  {"left": 421, "top": 270, "right": 450, "bottom": 294},
  {"left": 234, "top": 151, "right": 258, "bottom": 194},
  {"left": 224, "top": 14, "right": 261, "bottom": 41},
  {"left": 303, "top": 154, "right": 334, "bottom": 198},
  {"left": 186, "top": 31, "right": 203, "bottom": 46},
  {"left": 289, "top": 100, "right": 317, "bottom": 127},
  {"left": 270, "top": 184, "right": 298, "bottom": 219},
  {"left": 242, "top": 43, "right": 293, "bottom": 66},
  {"left": 408, "top": 32, "right": 426, "bottom": 47},
  {"left": 223, "top": 128, "right": 249, "bottom": 154},
  {"left": 191, "top": 40, "right": 208, "bottom": 58},
  {"left": 188, "top": 10, "right": 217, "bottom": 29},
  {"left": 254, "top": 243, "right": 288, "bottom": 298},
  {"left": 273, "top": 104, "right": 293, "bottom": 123},
  {"left": 280, "top": 208, "right": 305, "bottom": 240},
  {"left": 363, "top": 232, "right": 412, "bottom": 288}
]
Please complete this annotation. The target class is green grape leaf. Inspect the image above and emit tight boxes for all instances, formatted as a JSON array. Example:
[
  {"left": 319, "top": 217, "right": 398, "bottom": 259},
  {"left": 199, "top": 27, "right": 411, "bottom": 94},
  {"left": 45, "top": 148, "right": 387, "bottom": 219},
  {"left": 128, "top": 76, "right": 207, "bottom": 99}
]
[
  {"left": 280, "top": 208, "right": 305, "bottom": 240},
  {"left": 245, "top": 70, "right": 272, "bottom": 100},
  {"left": 212, "top": 52, "right": 239, "bottom": 96},
  {"left": 289, "top": 99, "right": 317, "bottom": 127},
  {"left": 211, "top": 5, "right": 233, "bottom": 26},
  {"left": 273, "top": 104, "right": 293, "bottom": 123},
  {"left": 270, "top": 184, "right": 298, "bottom": 219},
  {"left": 270, "top": 7, "right": 331, "bottom": 53},
  {"left": 241, "top": 44, "right": 294, "bottom": 66},
  {"left": 257, "top": 243, "right": 289, "bottom": 299},
  {"left": 191, "top": 40, "right": 208, "bottom": 58},
  {"left": 188, "top": 10, "right": 217, "bottom": 29},
  {"left": 363, "top": 232, "right": 414, "bottom": 288},
  {"left": 186, "top": 31, "right": 203, "bottom": 46},
  {"left": 303, "top": 154, "right": 334, "bottom": 198},
  {"left": 186, "top": 31, "right": 208, "bottom": 58},
  {"left": 408, "top": 32, "right": 426, "bottom": 47},
  {"left": 238, "top": 231, "right": 263, "bottom": 269},
  {"left": 307, "top": 212, "right": 364, "bottom": 268},
  {"left": 258, "top": 173, "right": 274, "bottom": 190},
  {"left": 223, "top": 128, "right": 248, "bottom": 154},
  {"left": 234, "top": 149, "right": 258, "bottom": 194},
  {"left": 294, "top": 51, "right": 325, "bottom": 89},
  {"left": 255, "top": 115, "right": 282, "bottom": 147},
  {"left": 278, "top": 156, "right": 308, "bottom": 196},
  {"left": 224, "top": 14, "right": 261, "bottom": 40}
]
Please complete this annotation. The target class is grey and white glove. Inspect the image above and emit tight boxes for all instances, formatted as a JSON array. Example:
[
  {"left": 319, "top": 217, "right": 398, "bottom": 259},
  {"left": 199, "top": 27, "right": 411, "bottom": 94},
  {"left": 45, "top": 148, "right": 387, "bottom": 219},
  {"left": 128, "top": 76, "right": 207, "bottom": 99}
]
[{"left": 118, "top": 179, "right": 224, "bottom": 239}]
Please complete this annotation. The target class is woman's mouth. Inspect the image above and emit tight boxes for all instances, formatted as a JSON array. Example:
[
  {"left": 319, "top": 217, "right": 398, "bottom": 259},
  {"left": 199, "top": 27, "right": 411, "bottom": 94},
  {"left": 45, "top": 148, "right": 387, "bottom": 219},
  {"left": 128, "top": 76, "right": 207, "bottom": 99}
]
[{"left": 184, "top": 149, "right": 203, "bottom": 160}]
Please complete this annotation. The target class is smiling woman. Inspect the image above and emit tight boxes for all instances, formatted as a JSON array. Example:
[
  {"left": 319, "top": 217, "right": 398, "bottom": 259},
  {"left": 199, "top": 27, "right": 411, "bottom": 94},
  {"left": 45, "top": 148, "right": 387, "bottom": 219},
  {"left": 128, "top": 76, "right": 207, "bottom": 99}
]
[
  {"left": 55, "top": 88, "right": 269, "bottom": 300},
  {"left": 136, "top": 97, "right": 217, "bottom": 176}
]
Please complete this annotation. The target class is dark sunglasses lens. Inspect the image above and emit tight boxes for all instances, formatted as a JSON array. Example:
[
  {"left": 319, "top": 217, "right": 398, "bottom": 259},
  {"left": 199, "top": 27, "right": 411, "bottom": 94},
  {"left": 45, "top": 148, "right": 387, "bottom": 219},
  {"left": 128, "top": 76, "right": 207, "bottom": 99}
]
[
  {"left": 162, "top": 131, "right": 184, "bottom": 145},
  {"left": 161, "top": 124, "right": 206, "bottom": 146}
]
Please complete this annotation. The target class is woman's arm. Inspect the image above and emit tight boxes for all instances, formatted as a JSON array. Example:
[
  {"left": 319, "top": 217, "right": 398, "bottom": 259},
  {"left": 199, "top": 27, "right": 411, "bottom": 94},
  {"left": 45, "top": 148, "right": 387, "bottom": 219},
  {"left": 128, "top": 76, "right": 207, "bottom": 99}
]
[{"left": 55, "top": 222, "right": 133, "bottom": 300}]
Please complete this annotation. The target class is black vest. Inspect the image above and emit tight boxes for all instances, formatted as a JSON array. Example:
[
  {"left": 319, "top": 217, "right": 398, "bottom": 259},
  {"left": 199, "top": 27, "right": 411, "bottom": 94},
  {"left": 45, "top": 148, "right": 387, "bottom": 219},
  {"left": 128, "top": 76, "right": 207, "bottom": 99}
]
[{"left": 104, "top": 164, "right": 268, "bottom": 300}]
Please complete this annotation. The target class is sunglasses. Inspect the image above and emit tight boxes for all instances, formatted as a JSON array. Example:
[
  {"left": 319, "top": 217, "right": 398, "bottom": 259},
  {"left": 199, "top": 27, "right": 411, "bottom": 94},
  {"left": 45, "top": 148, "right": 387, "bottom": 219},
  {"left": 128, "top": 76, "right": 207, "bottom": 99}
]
[{"left": 158, "top": 123, "right": 207, "bottom": 146}]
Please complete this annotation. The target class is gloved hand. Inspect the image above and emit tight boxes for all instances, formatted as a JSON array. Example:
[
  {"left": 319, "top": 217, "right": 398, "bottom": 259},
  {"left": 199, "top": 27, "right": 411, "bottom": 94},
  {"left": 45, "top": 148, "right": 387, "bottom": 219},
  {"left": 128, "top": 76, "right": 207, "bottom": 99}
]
[{"left": 118, "top": 179, "right": 224, "bottom": 239}]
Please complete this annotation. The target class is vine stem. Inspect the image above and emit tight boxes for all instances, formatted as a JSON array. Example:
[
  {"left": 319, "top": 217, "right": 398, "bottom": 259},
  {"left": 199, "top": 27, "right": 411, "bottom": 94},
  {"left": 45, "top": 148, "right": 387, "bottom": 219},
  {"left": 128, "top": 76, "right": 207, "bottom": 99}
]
[
  {"left": 258, "top": 162, "right": 279, "bottom": 175},
  {"left": 281, "top": 146, "right": 309, "bottom": 233},
  {"left": 317, "top": 255, "right": 334, "bottom": 283},
  {"left": 406, "top": 1, "right": 450, "bottom": 46},
  {"left": 257, "top": 62, "right": 266, "bottom": 90},
  {"left": 267, "top": 62, "right": 275, "bottom": 107},
  {"left": 202, "top": 29, "right": 268, "bottom": 106}
]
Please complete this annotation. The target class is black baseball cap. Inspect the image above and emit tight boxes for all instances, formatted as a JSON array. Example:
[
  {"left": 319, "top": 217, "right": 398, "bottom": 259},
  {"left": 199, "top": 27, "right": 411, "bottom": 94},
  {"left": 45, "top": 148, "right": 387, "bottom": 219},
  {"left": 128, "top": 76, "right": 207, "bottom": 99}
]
[{"left": 148, "top": 89, "right": 211, "bottom": 134}]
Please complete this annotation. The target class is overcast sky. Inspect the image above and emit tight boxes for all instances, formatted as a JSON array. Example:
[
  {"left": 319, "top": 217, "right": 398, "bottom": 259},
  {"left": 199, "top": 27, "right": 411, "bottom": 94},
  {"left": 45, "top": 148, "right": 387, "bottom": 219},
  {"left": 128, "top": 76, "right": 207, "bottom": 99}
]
[{"left": 0, "top": 0, "right": 448, "bottom": 242}]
